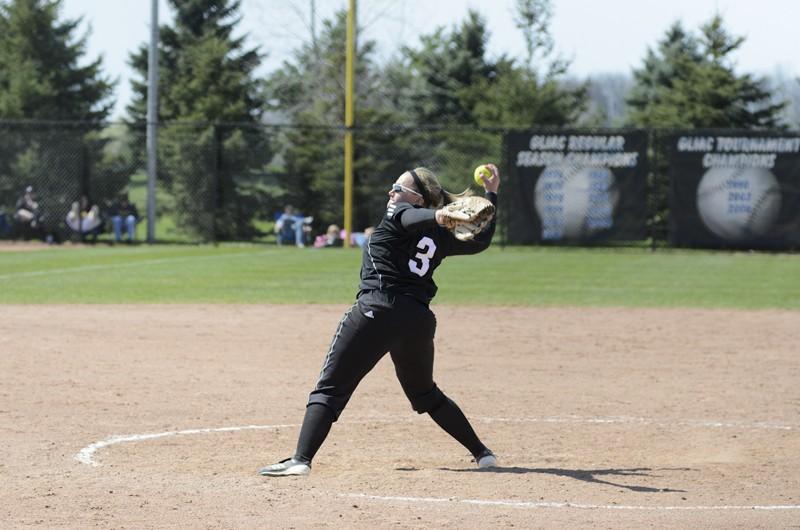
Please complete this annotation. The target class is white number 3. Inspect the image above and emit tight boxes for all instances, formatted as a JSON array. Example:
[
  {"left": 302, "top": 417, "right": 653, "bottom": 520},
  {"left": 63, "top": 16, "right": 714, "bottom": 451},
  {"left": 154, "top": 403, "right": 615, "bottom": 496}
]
[{"left": 409, "top": 236, "right": 436, "bottom": 276}]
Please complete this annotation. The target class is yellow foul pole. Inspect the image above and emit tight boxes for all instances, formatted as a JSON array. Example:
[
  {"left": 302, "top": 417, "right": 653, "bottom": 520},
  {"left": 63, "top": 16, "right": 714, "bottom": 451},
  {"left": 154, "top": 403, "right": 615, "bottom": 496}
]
[{"left": 343, "top": 0, "right": 355, "bottom": 247}]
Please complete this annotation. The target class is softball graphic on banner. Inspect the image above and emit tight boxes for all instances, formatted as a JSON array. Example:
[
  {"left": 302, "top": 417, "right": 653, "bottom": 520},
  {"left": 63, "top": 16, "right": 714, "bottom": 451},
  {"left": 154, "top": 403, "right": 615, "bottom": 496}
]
[
  {"left": 696, "top": 167, "right": 781, "bottom": 241},
  {"left": 534, "top": 165, "right": 619, "bottom": 239}
]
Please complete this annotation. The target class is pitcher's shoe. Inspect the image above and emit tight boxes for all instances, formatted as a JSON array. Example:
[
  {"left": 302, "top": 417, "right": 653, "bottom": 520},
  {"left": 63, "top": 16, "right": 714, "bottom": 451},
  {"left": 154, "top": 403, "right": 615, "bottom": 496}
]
[
  {"left": 258, "top": 457, "right": 311, "bottom": 476},
  {"left": 475, "top": 449, "right": 497, "bottom": 469}
]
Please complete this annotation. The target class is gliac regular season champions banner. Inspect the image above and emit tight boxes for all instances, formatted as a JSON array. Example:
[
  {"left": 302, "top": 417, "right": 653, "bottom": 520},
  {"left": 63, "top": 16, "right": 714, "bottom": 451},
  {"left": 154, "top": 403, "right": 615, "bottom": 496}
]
[
  {"left": 669, "top": 132, "right": 800, "bottom": 250},
  {"left": 504, "top": 130, "right": 648, "bottom": 244}
]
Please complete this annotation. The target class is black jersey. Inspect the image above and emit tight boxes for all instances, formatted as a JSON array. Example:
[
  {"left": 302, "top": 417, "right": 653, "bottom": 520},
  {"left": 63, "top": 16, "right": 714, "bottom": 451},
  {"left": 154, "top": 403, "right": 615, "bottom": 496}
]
[{"left": 358, "top": 192, "right": 497, "bottom": 305}]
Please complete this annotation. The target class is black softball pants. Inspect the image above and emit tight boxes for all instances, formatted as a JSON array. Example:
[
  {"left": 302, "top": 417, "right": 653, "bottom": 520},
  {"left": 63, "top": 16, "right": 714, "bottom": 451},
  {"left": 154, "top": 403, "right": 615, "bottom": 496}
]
[
  {"left": 294, "top": 290, "right": 488, "bottom": 464},
  {"left": 308, "top": 290, "right": 440, "bottom": 416}
]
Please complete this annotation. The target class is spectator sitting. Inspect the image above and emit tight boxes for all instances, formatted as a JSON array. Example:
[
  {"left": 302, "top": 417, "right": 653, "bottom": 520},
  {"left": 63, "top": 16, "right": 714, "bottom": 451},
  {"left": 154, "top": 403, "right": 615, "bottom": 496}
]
[
  {"left": 275, "top": 205, "right": 312, "bottom": 248},
  {"left": 314, "top": 224, "right": 344, "bottom": 248},
  {"left": 324, "top": 224, "right": 343, "bottom": 247},
  {"left": 109, "top": 196, "right": 139, "bottom": 243},
  {"left": 351, "top": 226, "right": 375, "bottom": 248},
  {"left": 66, "top": 195, "right": 103, "bottom": 241},
  {"left": 14, "top": 185, "right": 43, "bottom": 229},
  {"left": 12, "top": 185, "right": 51, "bottom": 241},
  {"left": 314, "top": 225, "right": 374, "bottom": 248}
]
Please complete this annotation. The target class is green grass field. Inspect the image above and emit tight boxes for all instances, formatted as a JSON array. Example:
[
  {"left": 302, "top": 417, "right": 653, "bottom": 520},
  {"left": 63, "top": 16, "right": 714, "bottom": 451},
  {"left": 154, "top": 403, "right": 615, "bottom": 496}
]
[{"left": 0, "top": 244, "right": 797, "bottom": 308}]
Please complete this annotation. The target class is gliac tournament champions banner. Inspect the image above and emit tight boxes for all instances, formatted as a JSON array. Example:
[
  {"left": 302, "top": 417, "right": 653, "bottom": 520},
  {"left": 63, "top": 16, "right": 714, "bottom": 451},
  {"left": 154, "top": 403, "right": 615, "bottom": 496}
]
[
  {"left": 504, "top": 130, "right": 648, "bottom": 244},
  {"left": 669, "top": 132, "right": 800, "bottom": 250}
]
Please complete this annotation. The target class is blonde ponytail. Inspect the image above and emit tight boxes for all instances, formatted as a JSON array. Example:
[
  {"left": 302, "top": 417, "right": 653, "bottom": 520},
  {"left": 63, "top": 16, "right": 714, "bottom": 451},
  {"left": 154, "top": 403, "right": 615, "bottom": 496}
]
[{"left": 410, "top": 167, "right": 473, "bottom": 208}]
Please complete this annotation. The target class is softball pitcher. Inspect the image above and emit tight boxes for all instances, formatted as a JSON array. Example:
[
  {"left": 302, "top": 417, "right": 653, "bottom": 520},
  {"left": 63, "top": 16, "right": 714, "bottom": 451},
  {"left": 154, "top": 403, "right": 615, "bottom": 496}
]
[{"left": 259, "top": 165, "right": 500, "bottom": 476}]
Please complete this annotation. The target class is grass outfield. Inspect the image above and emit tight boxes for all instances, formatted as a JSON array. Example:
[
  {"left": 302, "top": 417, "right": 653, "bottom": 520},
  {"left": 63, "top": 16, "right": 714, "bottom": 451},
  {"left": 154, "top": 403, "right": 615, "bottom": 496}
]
[{"left": 0, "top": 244, "right": 797, "bottom": 308}]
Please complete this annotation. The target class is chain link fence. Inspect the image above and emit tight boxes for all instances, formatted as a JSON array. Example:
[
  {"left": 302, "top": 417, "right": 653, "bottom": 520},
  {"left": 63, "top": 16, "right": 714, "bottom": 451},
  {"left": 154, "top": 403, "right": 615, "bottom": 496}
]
[
  {"left": 4, "top": 121, "right": 795, "bottom": 249},
  {"left": 0, "top": 121, "right": 503, "bottom": 245}
]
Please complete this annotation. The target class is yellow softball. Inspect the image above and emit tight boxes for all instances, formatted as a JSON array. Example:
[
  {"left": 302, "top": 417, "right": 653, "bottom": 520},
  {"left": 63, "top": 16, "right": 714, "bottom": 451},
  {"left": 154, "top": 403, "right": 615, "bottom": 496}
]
[{"left": 473, "top": 164, "right": 492, "bottom": 186}]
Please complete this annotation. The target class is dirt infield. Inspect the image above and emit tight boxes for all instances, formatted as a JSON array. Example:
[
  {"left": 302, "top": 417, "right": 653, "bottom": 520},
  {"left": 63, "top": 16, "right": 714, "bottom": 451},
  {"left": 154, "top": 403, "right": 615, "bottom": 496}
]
[{"left": 2, "top": 305, "right": 799, "bottom": 528}]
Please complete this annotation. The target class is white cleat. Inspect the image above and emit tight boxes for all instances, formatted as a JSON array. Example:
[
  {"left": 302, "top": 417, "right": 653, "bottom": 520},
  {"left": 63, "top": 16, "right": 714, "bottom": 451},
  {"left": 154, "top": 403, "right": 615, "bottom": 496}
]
[
  {"left": 258, "top": 457, "right": 311, "bottom": 476},
  {"left": 476, "top": 450, "right": 498, "bottom": 469}
]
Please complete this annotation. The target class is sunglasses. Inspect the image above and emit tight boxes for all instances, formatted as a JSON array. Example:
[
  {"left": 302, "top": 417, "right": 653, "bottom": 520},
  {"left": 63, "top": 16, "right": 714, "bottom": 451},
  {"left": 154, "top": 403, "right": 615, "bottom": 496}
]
[{"left": 390, "top": 183, "right": 423, "bottom": 197}]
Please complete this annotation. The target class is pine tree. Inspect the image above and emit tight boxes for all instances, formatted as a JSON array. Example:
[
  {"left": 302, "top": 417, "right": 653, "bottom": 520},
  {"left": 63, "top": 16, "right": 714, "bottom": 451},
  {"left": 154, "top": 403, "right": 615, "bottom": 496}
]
[
  {"left": 627, "top": 16, "right": 785, "bottom": 129},
  {"left": 0, "top": 0, "right": 115, "bottom": 236},
  {"left": 627, "top": 15, "right": 787, "bottom": 242},
  {"left": 401, "top": 6, "right": 586, "bottom": 192},
  {"left": 401, "top": 10, "right": 498, "bottom": 126},
  {"left": 265, "top": 10, "right": 420, "bottom": 232},
  {"left": 126, "top": 0, "right": 268, "bottom": 241},
  {"left": 0, "top": 0, "right": 114, "bottom": 121}
]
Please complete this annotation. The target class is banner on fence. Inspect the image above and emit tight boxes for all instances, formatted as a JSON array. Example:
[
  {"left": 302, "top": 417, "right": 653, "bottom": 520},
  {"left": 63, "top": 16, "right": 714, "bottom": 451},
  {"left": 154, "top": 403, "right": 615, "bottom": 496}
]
[
  {"left": 504, "top": 130, "right": 648, "bottom": 244},
  {"left": 668, "top": 132, "right": 800, "bottom": 249}
]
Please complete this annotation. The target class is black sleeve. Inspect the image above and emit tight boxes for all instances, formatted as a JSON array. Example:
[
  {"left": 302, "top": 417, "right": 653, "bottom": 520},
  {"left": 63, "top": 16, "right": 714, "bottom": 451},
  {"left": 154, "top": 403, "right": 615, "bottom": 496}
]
[
  {"left": 385, "top": 201, "right": 438, "bottom": 232},
  {"left": 446, "top": 191, "right": 498, "bottom": 256},
  {"left": 398, "top": 207, "right": 437, "bottom": 231}
]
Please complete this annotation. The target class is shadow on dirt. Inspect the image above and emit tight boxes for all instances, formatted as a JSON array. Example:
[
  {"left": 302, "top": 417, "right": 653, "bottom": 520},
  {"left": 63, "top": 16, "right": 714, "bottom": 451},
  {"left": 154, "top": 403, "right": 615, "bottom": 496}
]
[{"left": 440, "top": 466, "right": 690, "bottom": 493}]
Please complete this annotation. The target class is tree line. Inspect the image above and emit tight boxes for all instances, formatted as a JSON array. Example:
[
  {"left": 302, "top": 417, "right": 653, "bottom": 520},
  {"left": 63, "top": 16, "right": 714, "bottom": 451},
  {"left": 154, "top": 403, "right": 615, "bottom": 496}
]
[{"left": 0, "top": 0, "right": 798, "bottom": 241}]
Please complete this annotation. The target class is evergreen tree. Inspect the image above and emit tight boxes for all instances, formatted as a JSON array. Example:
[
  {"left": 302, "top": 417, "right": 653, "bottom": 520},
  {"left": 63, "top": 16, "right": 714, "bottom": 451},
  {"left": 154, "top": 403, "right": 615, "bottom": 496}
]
[
  {"left": 627, "top": 15, "right": 786, "bottom": 242},
  {"left": 0, "top": 0, "right": 114, "bottom": 236},
  {"left": 266, "top": 10, "right": 421, "bottom": 232},
  {"left": 402, "top": 10, "right": 499, "bottom": 126},
  {"left": 401, "top": 4, "right": 585, "bottom": 130},
  {"left": 267, "top": 7, "right": 587, "bottom": 232},
  {"left": 401, "top": 5, "right": 586, "bottom": 193},
  {"left": 626, "top": 23, "right": 700, "bottom": 128},
  {"left": 0, "top": 0, "right": 114, "bottom": 121},
  {"left": 467, "top": 59, "right": 586, "bottom": 128},
  {"left": 385, "top": 11, "right": 503, "bottom": 196},
  {"left": 627, "top": 16, "right": 785, "bottom": 129},
  {"left": 127, "top": 0, "right": 268, "bottom": 241}
]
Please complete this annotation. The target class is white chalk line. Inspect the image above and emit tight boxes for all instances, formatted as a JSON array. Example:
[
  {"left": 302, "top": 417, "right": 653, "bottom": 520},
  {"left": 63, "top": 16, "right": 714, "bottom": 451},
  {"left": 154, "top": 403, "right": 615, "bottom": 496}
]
[
  {"left": 475, "top": 415, "right": 797, "bottom": 431},
  {"left": 75, "top": 423, "right": 298, "bottom": 467},
  {"left": 75, "top": 415, "right": 798, "bottom": 467},
  {"left": 0, "top": 249, "right": 272, "bottom": 281},
  {"left": 74, "top": 415, "right": 800, "bottom": 512},
  {"left": 75, "top": 418, "right": 400, "bottom": 467},
  {"left": 341, "top": 493, "right": 800, "bottom": 511}
]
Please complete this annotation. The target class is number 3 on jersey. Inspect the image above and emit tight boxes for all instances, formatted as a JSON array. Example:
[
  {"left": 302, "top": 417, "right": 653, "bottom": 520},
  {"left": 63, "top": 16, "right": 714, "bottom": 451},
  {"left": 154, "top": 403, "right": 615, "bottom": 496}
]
[{"left": 409, "top": 236, "right": 436, "bottom": 276}]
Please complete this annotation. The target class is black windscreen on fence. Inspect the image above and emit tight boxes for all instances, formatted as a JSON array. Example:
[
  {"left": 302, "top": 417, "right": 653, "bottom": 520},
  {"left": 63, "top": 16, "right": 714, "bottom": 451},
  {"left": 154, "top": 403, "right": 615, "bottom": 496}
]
[
  {"left": 504, "top": 130, "right": 648, "bottom": 244},
  {"left": 668, "top": 132, "right": 800, "bottom": 250}
]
